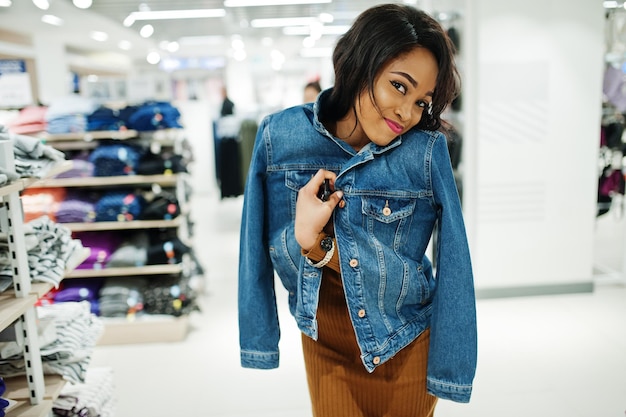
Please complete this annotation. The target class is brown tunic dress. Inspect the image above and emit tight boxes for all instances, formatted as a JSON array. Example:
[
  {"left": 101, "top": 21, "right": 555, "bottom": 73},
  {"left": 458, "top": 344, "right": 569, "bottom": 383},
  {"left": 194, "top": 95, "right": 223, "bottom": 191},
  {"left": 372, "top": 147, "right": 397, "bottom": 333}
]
[{"left": 301, "top": 234, "right": 437, "bottom": 417}]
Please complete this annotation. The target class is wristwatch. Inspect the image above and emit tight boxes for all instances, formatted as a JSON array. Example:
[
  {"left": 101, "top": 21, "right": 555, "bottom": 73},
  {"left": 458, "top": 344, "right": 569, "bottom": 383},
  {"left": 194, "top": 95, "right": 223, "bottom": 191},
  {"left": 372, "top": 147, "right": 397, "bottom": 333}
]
[
  {"left": 306, "top": 235, "right": 335, "bottom": 268},
  {"left": 320, "top": 236, "right": 333, "bottom": 252}
]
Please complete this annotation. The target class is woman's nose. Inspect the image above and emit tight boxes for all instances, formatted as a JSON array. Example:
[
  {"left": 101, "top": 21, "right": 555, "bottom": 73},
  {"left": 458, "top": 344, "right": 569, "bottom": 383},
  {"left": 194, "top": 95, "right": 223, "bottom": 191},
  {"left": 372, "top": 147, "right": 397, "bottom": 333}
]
[{"left": 395, "top": 102, "right": 413, "bottom": 122}]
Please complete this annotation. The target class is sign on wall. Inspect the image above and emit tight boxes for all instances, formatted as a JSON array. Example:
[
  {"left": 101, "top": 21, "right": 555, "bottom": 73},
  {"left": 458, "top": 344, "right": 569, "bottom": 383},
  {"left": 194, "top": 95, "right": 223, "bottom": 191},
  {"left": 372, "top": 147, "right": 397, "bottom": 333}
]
[{"left": 0, "top": 60, "right": 33, "bottom": 108}]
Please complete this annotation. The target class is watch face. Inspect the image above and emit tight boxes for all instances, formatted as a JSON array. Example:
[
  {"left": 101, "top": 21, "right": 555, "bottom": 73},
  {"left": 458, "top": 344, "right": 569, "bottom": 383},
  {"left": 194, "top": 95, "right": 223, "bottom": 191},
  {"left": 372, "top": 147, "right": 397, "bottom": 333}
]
[{"left": 320, "top": 236, "right": 333, "bottom": 252}]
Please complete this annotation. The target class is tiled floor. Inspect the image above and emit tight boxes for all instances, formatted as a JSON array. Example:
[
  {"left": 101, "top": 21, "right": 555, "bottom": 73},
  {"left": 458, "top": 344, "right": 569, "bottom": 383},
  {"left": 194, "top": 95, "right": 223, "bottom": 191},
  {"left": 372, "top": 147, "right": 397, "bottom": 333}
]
[{"left": 90, "top": 191, "right": 626, "bottom": 417}]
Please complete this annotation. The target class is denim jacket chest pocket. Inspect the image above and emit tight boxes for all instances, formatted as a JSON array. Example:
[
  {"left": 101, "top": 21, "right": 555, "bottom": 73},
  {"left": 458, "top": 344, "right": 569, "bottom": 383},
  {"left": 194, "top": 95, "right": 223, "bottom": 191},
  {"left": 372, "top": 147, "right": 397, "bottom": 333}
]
[{"left": 358, "top": 195, "right": 434, "bottom": 318}]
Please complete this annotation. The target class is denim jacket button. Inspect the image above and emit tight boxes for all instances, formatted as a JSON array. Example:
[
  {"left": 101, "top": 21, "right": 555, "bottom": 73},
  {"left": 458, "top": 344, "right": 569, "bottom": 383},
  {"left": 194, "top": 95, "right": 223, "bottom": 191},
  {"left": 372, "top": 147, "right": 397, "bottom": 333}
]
[
  {"left": 372, "top": 356, "right": 381, "bottom": 365},
  {"left": 382, "top": 207, "right": 391, "bottom": 216},
  {"left": 349, "top": 259, "right": 359, "bottom": 268},
  {"left": 357, "top": 309, "right": 366, "bottom": 318},
  {"left": 339, "top": 199, "right": 346, "bottom": 209}
]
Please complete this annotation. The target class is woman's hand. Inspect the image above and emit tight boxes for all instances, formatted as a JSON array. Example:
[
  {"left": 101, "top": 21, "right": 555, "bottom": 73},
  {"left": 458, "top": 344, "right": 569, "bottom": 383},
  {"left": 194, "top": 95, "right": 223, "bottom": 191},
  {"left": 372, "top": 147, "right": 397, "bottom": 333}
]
[{"left": 295, "top": 169, "right": 343, "bottom": 251}]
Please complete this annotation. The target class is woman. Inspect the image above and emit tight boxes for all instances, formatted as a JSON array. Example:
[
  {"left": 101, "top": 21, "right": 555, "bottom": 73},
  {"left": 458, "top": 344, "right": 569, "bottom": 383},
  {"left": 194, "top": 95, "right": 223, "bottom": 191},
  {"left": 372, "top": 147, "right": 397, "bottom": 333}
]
[{"left": 238, "top": 4, "right": 477, "bottom": 416}]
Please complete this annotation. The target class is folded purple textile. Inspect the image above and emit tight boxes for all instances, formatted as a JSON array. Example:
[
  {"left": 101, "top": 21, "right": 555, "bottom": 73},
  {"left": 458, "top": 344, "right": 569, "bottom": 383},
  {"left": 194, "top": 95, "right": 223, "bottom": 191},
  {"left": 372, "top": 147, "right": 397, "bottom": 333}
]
[{"left": 74, "top": 232, "right": 121, "bottom": 270}]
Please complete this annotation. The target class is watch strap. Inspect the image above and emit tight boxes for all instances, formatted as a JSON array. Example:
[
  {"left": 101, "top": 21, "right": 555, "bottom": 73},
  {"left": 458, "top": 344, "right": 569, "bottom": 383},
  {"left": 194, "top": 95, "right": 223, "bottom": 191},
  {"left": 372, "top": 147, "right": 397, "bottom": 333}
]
[{"left": 306, "top": 239, "right": 334, "bottom": 268}]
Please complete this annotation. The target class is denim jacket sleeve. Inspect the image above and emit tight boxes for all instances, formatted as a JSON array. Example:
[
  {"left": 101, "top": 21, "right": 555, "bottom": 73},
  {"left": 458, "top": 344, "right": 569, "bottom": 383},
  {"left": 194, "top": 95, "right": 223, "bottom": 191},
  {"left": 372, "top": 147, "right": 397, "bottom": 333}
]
[
  {"left": 238, "top": 116, "right": 281, "bottom": 369},
  {"left": 426, "top": 133, "right": 478, "bottom": 403}
]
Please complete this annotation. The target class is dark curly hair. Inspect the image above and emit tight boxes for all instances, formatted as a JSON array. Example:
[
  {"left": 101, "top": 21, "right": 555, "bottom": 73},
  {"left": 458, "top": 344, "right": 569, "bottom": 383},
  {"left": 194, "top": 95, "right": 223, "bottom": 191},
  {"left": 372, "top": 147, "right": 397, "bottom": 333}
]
[{"left": 320, "top": 3, "right": 459, "bottom": 132}]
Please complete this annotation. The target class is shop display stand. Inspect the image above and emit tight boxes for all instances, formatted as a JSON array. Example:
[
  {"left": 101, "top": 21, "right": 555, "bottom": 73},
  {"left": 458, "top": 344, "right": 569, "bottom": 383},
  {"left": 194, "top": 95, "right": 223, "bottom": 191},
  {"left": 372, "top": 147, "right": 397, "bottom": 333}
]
[
  {"left": 0, "top": 139, "right": 73, "bottom": 416},
  {"left": 32, "top": 128, "right": 193, "bottom": 345}
]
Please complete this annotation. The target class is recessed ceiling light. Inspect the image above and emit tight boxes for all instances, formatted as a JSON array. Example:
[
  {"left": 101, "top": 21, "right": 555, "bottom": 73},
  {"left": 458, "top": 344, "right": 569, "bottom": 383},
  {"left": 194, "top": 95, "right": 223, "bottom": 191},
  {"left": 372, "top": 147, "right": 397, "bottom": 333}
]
[
  {"left": 118, "top": 40, "right": 132, "bottom": 50},
  {"left": 0, "top": 0, "right": 12, "bottom": 7},
  {"left": 32, "top": 0, "right": 49, "bottom": 10},
  {"left": 90, "top": 31, "right": 108, "bottom": 42},
  {"left": 159, "top": 41, "right": 180, "bottom": 53},
  {"left": 41, "top": 14, "right": 63, "bottom": 26},
  {"left": 147, "top": 51, "right": 161, "bottom": 64},
  {"left": 73, "top": 0, "right": 93, "bottom": 9},
  {"left": 140, "top": 24, "right": 154, "bottom": 38}
]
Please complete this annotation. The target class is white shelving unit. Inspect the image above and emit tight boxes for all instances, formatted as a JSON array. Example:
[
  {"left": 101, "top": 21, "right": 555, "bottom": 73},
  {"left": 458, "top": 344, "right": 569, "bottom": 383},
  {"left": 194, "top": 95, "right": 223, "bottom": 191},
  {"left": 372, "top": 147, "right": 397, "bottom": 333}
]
[
  {"left": 0, "top": 139, "right": 82, "bottom": 416},
  {"left": 0, "top": 138, "right": 46, "bottom": 411}
]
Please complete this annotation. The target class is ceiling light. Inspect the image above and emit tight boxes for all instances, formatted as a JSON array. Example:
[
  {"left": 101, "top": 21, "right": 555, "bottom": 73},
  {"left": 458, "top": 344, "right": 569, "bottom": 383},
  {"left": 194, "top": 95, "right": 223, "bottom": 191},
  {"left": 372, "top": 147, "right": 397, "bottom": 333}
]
[
  {"left": 147, "top": 51, "right": 161, "bottom": 64},
  {"left": 167, "top": 41, "right": 180, "bottom": 52},
  {"left": 140, "top": 24, "right": 154, "bottom": 38},
  {"left": 225, "top": 0, "right": 331, "bottom": 6},
  {"left": 118, "top": 40, "right": 132, "bottom": 50},
  {"left": 32, "top": 0, "right": 49, "bottom": 10},
  {"left": 90, "top": 31, "right": 108, "bottom": 42},
  {"left": 251, "top": 17, "right": 318, "bottom": 28},
  {"left": 231, "top": 38, "right": 245, "bottom": 50},
  {"left": 302, "top": 36, "right": 316, "bottom": 48},
  {"left": 123, "top": 8, "right": 226, "bottom": 26},
  {"left": 604, "top": 1, "right": 619, "bottom": 7},
  {"left": 159, "top": 41, "right": 180, "bottom": 53},
  {"left": 233, "top": 49, "right": 246, "bottom": 61},
  {"left": 41, "top": 14, "right": 64, "bottom": 26},
  {"left": 318, "top": 13, "right": 333, "bottom": 23},
  {"left": 73, "top": 0, "right": 92, "bottom": 8},
  {"left": 0, "top": 0, "right": 12, "bottom": 7}
]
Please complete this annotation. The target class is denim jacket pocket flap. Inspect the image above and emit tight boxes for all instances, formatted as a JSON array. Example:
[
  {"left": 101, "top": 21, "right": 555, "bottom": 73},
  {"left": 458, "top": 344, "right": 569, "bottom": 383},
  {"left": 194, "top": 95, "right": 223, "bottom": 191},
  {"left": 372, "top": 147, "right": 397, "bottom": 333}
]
[
  {"left": 361, "top": 196, "right": 416, "bottom": 223},
  {"left": 285, "top": 170, "right": 316, "bottom": 192}
]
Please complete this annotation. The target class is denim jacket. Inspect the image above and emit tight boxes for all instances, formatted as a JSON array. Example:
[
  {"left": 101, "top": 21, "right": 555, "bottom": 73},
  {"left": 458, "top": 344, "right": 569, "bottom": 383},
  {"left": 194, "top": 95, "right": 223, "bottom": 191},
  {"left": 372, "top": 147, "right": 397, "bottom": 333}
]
[{"left": 239, "top": 89, "right": 477, "bottom": 403}]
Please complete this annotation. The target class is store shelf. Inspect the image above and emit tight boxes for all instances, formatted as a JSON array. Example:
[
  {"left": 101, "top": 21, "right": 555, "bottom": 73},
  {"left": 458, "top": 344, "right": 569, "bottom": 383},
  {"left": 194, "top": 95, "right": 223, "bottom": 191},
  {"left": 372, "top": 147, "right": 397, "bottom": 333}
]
[
  {"left": 0, "top": 293, "right": 37, "bottom": 330},
  {"left": 62, "top": 216, "right": 182, "bottom": 232},
  {"left": 5, "top": 400, "right": 53, "bottom": 417},
  {"left": 0, "top": 160, "right": 73, "bottom": 197},
  {"left": 30, "top": 173, "right": 179, "bottom": 188},
  {"left": 66, "top": 263, "right": 183, "bottom": 279},
  {"left": 65, "top": 246, "right": 92, "bottom": 273},
  {"left": 3, "top": 375, "right": 65, "bottom": 401},
  {"left": 0, "top": 182, "right": 23, "bottom": 198},
  {"left": 40, "top": 130, "right": 138, "bottom": 142},
  {"left": 20, "top": 161, "right": 74, "bottom": 189},
  {"left": 97, "top": 314, "right": 189, "bottom": 345}
]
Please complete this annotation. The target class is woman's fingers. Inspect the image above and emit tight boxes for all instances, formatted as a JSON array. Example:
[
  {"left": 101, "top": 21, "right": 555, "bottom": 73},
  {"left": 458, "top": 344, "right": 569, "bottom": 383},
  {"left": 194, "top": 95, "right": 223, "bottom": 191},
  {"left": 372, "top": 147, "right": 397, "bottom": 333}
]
[{"left": 294, "top": 169, "right": 343, "bottom": 251}]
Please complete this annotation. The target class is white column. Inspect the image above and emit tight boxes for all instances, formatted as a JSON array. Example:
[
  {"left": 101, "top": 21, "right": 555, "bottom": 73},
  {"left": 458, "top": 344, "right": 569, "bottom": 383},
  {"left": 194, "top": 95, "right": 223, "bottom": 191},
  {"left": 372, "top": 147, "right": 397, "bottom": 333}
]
[{"left": 463, "top": 0, "right": 605, "bottom": 297}]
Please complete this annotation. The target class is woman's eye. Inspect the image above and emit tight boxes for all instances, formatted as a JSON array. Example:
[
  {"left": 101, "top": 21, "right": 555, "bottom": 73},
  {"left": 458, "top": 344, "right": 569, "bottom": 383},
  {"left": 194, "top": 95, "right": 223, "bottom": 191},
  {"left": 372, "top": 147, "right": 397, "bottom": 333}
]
[
  {"left": 416, "top": 100, "right": 428, "bottom": 108},
  {"left": 391, "top": 80, "right": 406, "bottom": 94}
]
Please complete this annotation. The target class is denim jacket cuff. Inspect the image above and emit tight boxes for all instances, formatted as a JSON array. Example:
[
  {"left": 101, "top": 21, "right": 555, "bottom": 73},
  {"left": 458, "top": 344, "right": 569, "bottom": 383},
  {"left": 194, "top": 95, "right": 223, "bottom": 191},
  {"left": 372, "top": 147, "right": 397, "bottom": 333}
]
[
  {"left": 241, "top": 349, "right": 279, "bottom": 370},
  {"left": 426, "top": 377, "right": 472, "bottom": 403}
]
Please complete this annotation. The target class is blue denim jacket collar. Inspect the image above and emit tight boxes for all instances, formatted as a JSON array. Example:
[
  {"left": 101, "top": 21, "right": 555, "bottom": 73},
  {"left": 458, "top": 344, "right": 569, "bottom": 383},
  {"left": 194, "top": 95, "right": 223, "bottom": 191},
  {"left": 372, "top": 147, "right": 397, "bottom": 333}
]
[{"left": 238, "top": 88, "right": 477, "bottom": 403}]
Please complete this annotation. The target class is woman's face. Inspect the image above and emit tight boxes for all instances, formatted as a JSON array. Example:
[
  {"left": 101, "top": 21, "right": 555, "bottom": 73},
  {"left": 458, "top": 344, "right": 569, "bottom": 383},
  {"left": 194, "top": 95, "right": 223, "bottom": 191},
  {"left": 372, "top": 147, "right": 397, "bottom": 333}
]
[{"left": 337, "top": 47, "right": 438, "bottom": 151}]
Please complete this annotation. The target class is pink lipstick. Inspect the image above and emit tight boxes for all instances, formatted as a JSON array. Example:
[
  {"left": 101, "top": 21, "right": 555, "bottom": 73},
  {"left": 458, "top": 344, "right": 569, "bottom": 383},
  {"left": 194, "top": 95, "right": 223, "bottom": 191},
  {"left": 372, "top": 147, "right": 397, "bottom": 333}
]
[{"left": 385, "top": 118, "right": 403, "bottom": 134}]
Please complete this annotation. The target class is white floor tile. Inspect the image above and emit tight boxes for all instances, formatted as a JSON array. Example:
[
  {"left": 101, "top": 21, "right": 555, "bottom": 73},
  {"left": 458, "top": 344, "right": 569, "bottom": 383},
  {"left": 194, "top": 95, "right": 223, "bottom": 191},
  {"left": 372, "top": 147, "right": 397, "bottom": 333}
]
[{"left": 90, "top": 192, "right": 626, "bottom": 417}]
